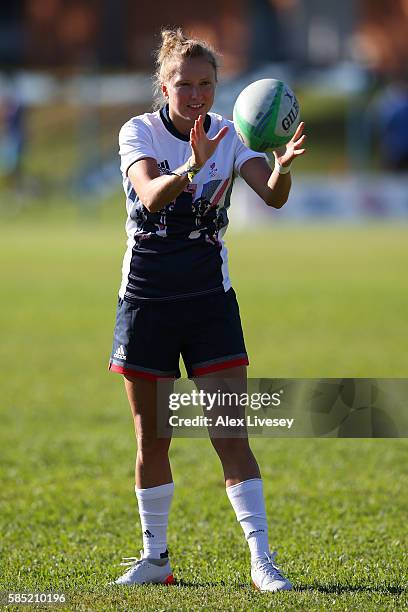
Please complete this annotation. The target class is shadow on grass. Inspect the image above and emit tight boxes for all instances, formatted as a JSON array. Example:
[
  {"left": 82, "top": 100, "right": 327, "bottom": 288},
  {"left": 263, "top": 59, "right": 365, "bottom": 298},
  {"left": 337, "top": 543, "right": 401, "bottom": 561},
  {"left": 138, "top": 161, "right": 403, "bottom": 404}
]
[
  {"left": 297, "top": 584, "right": 406, "bottom": 595},
  {"left": 174, "top": 580, "right": 405, "bottom": 595},
  {"left": 173, "top": 580, "right": 248, "bottom": 588}
]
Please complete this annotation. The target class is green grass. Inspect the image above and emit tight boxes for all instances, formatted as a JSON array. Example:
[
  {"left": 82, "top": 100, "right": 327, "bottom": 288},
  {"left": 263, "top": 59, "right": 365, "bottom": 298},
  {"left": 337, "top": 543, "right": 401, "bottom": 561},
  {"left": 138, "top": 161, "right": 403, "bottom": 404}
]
[{"left": 1, "top": 217, "right": 407, "bottom": 610}]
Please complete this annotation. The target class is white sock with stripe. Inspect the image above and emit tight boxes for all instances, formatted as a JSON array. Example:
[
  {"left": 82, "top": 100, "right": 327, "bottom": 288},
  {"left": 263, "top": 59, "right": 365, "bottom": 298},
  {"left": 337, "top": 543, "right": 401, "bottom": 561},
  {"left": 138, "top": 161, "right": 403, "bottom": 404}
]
[
  {"left": 135, "top": 482, "right": 174, "bottom": 558},
  {"left": 226, "top": 478, "right": 270, "bottom": 562}
]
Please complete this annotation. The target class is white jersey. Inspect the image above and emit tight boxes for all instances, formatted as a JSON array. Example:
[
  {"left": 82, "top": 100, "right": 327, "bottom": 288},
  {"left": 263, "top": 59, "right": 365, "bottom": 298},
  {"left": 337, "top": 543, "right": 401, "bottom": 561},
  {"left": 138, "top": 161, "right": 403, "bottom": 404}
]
[{"left": 118, "top": 105, "right": 263, "bottom": 302}]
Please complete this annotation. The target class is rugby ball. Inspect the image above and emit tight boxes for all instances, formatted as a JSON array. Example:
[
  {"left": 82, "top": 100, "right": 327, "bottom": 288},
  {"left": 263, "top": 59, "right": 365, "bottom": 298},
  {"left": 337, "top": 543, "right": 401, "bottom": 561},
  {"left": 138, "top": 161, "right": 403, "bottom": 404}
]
[{"left": 233, "top": 78, "right": 300, "bottom": 151}]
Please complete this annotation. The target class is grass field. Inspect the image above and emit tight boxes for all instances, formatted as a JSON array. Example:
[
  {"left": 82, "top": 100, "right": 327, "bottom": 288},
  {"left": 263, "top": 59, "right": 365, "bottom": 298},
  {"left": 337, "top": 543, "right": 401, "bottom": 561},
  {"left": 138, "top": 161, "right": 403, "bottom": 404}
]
[{"left": 1, "top": 215, "right": 407, "bottom": 610}]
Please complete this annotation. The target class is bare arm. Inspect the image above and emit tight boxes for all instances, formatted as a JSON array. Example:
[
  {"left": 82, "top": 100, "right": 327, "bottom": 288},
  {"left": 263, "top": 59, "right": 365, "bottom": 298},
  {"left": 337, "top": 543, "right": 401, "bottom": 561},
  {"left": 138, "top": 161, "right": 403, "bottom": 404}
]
[
  {"left": 240, "top": 121, "right": 306, "bottom": 209},
  {"left": 128, "top": 115, "right": 229, "bottom": 213},
  {"left": 128, "top": 157, "right": 190, "bottom": 213},
  {"left": 240, "top": 157, "right": 291, "bottom": 209}
]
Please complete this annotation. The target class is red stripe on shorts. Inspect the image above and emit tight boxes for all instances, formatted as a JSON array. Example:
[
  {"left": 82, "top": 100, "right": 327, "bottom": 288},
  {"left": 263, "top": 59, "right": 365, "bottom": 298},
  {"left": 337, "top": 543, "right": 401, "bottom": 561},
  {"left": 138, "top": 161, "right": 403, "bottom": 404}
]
[
  {"left": 109, "top": 362, "right": 173, "bottom": 380},
  {"left": 192, "top": 356, "right": 249, "bottom": 377}
]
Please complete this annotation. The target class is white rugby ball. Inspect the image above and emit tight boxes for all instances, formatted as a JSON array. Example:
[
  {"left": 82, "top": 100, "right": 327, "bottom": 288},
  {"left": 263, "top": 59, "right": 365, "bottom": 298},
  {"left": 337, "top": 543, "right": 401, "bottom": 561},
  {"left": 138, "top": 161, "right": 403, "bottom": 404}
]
[{"left": 233, "top": 78, "right": 300, "bottom": 151}]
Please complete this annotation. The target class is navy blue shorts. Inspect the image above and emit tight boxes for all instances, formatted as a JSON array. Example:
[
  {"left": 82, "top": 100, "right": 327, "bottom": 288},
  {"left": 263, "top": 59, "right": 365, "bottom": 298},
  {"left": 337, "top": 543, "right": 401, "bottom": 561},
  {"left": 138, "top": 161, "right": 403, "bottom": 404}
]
[{"left": 109, "top": 288, "right": 248, "bottom": 379}]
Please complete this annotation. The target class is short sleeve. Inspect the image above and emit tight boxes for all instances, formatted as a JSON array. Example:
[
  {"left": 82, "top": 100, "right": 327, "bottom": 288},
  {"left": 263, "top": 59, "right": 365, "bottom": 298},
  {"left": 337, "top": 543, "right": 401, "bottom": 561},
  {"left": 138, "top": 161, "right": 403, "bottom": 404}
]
[
  {"left": 233, "top": 132, "right": 267, "bottom": 176},
  {"left": 119, "top": 118, "right": 156, "bottom": 177}
]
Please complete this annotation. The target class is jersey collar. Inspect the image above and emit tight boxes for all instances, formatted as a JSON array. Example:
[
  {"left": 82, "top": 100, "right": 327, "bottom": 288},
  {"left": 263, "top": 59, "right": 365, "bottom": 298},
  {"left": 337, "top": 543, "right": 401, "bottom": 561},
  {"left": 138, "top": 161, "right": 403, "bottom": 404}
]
[{"left": 160, "top": 104, "right": 211, "bottom": 142}]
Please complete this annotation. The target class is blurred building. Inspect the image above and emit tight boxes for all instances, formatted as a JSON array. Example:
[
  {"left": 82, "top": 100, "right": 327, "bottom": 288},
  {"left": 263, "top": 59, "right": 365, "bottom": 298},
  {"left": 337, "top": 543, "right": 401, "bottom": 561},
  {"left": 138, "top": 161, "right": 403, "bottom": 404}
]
[
  {"left": 0, "top": 0, "right": 406, "bottom": 78},
  {"left": 354, "top": 0, "right": 408, "bottom": 77},
  {"left": 1, "top": 0, "right": 251, "bottom": 74},
  {"left": 0, "top": 3, "right": 25, "bottom": 67}
]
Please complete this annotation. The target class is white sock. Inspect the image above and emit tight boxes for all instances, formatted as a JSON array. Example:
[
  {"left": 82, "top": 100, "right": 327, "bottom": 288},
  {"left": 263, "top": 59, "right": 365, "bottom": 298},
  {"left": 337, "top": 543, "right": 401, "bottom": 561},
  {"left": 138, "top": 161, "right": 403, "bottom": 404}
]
[
  {"left": 226, "top": 478, "right": 270, "bottom": 563},
  {"left": 135, "top": 482, "right": 174, "bottom": 558}
]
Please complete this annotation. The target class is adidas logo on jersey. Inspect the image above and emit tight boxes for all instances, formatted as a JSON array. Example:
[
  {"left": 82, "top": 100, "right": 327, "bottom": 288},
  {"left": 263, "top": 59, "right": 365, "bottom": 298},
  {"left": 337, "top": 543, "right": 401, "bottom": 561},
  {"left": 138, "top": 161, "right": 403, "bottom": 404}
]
[
  {"left": 114, "top": 345, "right": 126, "bottom": 360},
  {"left": 158, "top": 159, "right": 170, "bottom": 175}
]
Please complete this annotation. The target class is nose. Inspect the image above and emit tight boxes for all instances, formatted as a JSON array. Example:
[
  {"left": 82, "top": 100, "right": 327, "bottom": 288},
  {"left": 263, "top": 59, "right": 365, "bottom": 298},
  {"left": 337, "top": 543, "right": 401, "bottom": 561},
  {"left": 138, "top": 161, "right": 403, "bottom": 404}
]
[{"left": 191, "top": 86, "right": 199, "bottom": 99}]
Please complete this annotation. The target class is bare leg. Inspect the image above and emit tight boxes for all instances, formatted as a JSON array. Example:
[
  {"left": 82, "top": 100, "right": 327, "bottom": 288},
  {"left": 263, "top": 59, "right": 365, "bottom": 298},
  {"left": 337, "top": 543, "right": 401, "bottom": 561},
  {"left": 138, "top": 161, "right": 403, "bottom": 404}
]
[
  {"left": 194, "top": 366, "right": 260, "bottom": 487},
  {"left": 124, "top": 376, "right": 173, "bottom": 489}
]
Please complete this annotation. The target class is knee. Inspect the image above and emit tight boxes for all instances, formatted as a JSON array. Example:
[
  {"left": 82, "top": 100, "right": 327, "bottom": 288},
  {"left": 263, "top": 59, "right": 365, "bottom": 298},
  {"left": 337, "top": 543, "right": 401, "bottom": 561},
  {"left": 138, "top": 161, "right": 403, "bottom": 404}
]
[
  {"left": 211, "top": 437, "right": 250, "bottom": 459},
  {"left": 136, "top": 434, "right": 170, "bottom": 457}
]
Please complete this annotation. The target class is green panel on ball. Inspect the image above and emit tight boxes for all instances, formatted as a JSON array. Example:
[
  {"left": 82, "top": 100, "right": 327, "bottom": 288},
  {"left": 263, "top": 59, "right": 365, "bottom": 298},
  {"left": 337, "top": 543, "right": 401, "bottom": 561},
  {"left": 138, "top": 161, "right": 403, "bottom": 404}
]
[
  {"left": 252, "top": 81, "right": 283, "bottom": 140},
  {"left": 233, "top": 112, "right": 265, "bottom": 151},
  {"left": 233, "top": 82, "right": 290, "bottom": 151}
]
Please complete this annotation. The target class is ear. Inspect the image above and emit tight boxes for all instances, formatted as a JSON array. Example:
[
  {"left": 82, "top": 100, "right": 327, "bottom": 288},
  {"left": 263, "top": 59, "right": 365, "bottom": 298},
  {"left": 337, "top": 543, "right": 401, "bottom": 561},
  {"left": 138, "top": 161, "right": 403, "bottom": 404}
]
[{"left": 161, "top": 83, "right": 168, "bottom": 99}]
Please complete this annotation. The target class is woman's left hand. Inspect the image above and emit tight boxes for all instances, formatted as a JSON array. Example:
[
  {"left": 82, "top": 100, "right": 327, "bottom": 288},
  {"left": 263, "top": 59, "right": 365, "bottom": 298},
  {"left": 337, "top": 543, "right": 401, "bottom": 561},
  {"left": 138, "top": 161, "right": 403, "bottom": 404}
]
[
  {"left": 190, "top": 114, "right": 229, "bottom": 168},
  {"left": 273, "top": 121, "right": 307, "bottom": 167}
]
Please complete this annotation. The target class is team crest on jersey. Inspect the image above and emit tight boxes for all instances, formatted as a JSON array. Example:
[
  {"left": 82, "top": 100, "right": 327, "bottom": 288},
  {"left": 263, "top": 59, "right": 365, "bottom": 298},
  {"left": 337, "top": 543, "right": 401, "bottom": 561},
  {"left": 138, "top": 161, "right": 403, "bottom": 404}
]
[
  {"left": 209, "top": 162, "right": 218, "bottom": 178},
  {"left": 158, "top": 160, "right": 171, "bottom": 175}
]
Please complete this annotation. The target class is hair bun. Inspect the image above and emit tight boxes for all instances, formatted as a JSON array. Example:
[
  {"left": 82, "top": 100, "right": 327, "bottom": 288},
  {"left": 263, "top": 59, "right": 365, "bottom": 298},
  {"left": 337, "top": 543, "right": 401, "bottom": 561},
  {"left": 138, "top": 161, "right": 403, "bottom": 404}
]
[{"left": 158, "top": 29, "right": 181, "bottom": 64}]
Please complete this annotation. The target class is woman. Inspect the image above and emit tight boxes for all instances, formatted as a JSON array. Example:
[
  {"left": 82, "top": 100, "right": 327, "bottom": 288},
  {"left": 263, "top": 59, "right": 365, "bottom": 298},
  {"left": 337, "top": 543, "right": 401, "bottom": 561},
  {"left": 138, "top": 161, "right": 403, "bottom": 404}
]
[{"left": 109, "top": 27, "right": 306, "bottom": 592}]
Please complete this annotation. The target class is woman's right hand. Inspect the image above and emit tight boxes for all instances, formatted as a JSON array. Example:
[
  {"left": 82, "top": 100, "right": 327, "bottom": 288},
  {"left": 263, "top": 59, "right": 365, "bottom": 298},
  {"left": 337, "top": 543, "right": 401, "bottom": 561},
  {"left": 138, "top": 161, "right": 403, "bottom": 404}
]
[{"left": 190, "top": 114, "right": 229, "bottom": 168}]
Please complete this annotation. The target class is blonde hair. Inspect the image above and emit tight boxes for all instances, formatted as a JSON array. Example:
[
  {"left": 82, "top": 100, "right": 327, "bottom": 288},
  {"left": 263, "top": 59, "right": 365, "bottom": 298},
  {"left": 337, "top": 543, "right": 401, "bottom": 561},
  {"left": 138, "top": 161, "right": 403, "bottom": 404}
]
[{"left": 153, "top": 27, "right": 219, "bottom": 110}]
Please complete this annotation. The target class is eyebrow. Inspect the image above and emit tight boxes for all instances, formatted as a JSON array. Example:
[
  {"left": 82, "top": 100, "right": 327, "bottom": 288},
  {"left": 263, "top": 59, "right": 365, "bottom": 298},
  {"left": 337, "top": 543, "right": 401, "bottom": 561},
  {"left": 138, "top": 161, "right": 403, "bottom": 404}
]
[{"left": 175, "top": 77, "right": 212, "bottom": 83}]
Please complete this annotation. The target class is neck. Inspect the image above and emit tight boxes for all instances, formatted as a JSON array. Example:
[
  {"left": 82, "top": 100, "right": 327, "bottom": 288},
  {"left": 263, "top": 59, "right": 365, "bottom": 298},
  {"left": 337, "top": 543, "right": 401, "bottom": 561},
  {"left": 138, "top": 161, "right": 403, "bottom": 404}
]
[
  {"left": 168, "top": 107, "right": 194, "bottom": 136},
  {"left": 160, "top": 104, "right": 211, "bottom": 142}
]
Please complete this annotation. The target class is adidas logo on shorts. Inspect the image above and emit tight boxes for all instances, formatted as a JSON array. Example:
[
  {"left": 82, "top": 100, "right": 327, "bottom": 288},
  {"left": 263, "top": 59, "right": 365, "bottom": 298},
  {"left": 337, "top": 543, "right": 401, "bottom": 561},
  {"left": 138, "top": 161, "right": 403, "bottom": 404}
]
[{"left": 114, "top": 345, "right": 126, "bottom": 360}]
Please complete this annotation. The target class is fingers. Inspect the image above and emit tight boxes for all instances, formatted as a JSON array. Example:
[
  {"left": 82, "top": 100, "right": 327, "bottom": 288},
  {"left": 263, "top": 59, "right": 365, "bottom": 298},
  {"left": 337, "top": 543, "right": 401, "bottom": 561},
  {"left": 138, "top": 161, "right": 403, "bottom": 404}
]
[
  {"left": 197, "top": 114, "right": 205, "bottom": 136},
  {"left": 276, "top": 130, "right": 306, "bottom": 165},
  {"left": 189, "top": 126, "right": 196, "bottom": 146},
  {"left": 192, "top": 116, "right": 228, "bottom": 144},
  {"left": 189, "top": 134, "right": 200, "bottom": 163},
  {"left": 294, "top": 134, "right": 306, "bottom": 147},
  {"left": 189, "top": 117, "right": 229, "bottom": 167},
  {"left": 291, "top": 121, "right": 305, "bottom": 142},
  {"left": 190, "top": 115, "right": 205, "bottom": 146},
  {"left": 190, "top": 116, "right": 205, "bottom": 165},
  {"left": 193, "top": 114, "right": 205, "bottom": 137},
  {"left": 191, "top": 115, "right": 201, "bottom": 133},
  {"left": 292, "top": 125, "right": 307, "bottom": 158},
  {"left": 274, "top": 146, "right": 285, "bottom": 157},
  {"left": 212, "top": 125, "right": 229, "bottom": 144}
]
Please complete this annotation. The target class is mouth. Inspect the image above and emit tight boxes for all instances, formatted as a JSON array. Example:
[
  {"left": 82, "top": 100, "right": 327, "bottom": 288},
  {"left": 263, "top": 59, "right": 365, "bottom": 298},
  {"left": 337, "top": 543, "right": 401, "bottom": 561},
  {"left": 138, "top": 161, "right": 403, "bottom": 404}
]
[{"left": 187, "top": 104, "right": 204, "bottom": 110}]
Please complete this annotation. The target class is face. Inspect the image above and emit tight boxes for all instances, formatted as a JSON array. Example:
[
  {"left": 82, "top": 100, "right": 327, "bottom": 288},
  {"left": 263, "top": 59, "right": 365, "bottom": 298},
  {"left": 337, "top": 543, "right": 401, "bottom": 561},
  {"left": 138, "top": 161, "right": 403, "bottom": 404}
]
[{"left": 161, "top": 56, "right": 216, "bottom": 134}]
